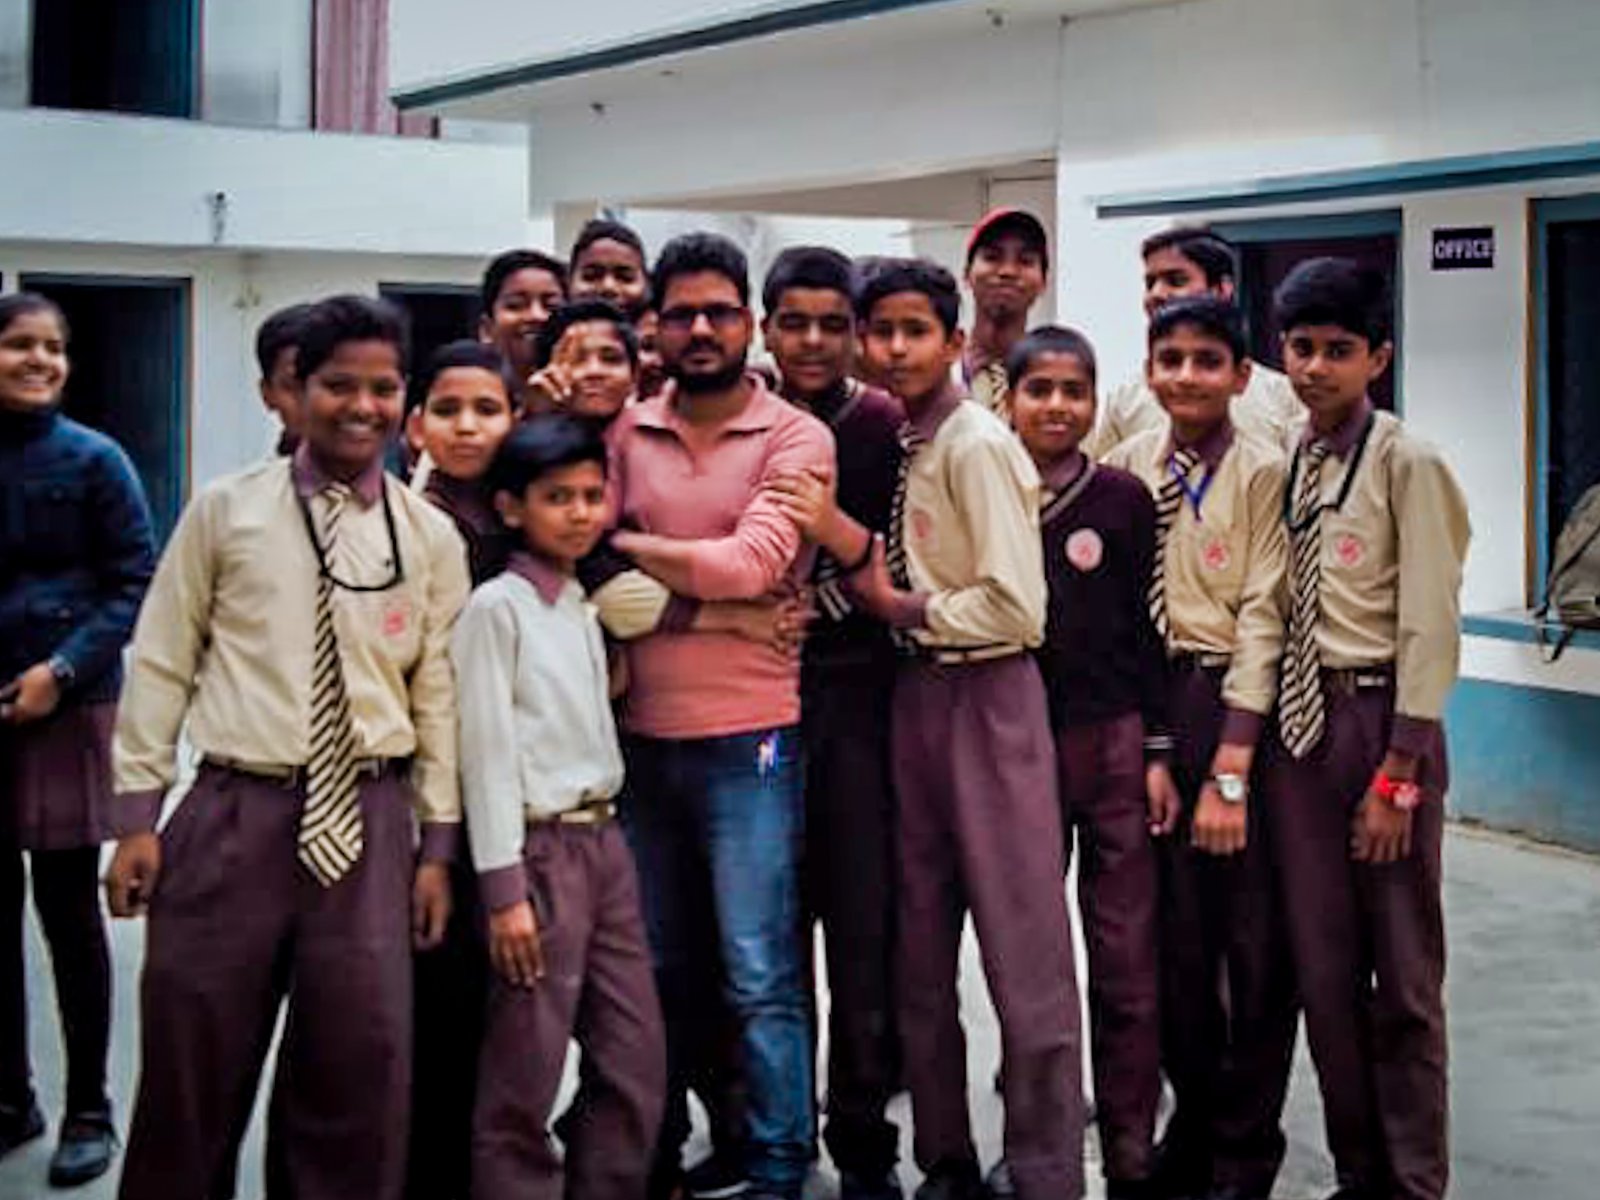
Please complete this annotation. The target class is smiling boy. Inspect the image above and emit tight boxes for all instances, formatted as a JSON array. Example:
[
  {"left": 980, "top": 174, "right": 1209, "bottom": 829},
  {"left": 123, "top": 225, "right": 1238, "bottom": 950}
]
[{"left": 106, "top": 295, "right": 469, "bottom": 1200}]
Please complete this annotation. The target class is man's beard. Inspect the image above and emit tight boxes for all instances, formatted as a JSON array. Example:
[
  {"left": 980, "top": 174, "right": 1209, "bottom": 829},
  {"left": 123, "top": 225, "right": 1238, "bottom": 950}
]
[{"left": 671, "top": 354, "right": 748, "bottom": 395}]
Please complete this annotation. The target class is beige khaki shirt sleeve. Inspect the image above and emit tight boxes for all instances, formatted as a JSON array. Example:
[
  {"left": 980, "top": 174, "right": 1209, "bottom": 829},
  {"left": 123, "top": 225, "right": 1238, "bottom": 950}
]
[
  {"left": 1221, "top": 453, "right": 1289, "bottom": 720},
  {"left": 923, "top": 430, "right": 1047, "bottom": 647},
  {"left": 592, "top": 569, "right": 674, "bottom": 640},
  {"left": 406, "top": 510, "right": 471, "bottom": 827},
  {"left": 112, "top": 482, "right": 222, "bottom": 798},
  {"left": 1392, "top": 437, "right": 1471, "bottom": 723}
]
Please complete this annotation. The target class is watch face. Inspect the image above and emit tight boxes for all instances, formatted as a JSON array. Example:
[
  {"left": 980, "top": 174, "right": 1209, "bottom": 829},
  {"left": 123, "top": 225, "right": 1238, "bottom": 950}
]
[{"left": 1217, "top": 775, "right": 1247, "bottom": 803}]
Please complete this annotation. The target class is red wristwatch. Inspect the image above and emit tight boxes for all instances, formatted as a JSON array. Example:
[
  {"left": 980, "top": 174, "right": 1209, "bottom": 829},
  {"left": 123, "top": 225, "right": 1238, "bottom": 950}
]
[{"left": 1371, "top": 770, "right": 1422, "bottom": 812}]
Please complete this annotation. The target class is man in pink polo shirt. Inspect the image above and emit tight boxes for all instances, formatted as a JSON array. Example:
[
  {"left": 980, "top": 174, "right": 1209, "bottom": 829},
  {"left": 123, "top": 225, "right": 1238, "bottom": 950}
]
[{"left": 608, "top": 233, "right": 834, "bottom": 1200}]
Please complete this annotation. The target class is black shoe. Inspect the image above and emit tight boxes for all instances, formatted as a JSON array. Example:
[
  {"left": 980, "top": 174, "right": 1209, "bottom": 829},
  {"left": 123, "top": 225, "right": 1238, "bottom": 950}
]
[
  {"left": 0, "top": 1101, "right": 45, "bottom": 1159},
  {"left": 684, "top": 1151, "right": 750, "bottom": 1199},
  {"left": 983, "top": 1160, "right": 1015, "bottom": 1199},
  {"left": 1202, "top": 1187, "right": 1268, "bottom": 1200},
  {"left": 841, "top": 1169, "right": 904, "bottom": 1200},
  {"left": 914, "top": 1160, "right": 987, "bottom": 1200},
  {"left": 47, "top": 1111, "right": 117, "bottom": 1188},
  {"left": 1107, "top": 1179, "right": 1162, "bottom": 1200},
  {"left": 1148, "top": 1136, "right": 1208, "bottom": 1200}
]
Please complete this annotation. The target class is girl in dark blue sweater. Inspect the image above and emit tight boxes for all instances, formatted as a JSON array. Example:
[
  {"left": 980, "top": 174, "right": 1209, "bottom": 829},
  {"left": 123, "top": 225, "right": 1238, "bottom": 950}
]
[{"left": 0, "top": 293, "right": 155, "bottom": 1187}]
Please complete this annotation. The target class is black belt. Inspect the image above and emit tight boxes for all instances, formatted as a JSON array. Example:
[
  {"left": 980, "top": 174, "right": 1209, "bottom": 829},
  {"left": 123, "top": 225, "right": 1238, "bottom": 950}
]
[
  {"left": 529, "top": 797, "right": 616, "bottom": 826},
  {"left": 1322, "top": 663, "right": 1395, "bottom": 695},
  {"left": 203, "top": 755, "right": 396, "bottom": 789},
  {"left": 1168, "top": 650, "right": 1231, "bottom": 673}
]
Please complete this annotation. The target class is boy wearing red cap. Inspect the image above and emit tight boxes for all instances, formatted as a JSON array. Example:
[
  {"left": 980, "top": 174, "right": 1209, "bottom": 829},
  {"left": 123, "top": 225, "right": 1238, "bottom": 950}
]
[{"left": 961, "top": 209, "right": 1050, "bottom": 415}]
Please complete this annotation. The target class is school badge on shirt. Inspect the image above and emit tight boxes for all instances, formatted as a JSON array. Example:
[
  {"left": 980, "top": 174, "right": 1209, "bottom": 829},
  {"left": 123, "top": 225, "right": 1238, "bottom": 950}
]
[
  {"left": 1333, "top": 532, "right": 1367, "bottom": 569},
  {"left": 381, "top": 596, "right": 414, "bottom": 639},
  {"left": 1201, "top": 537, "right": 1232, "bottom": 573},
  {"left": 1065, "top": 528, "right": 1104, "bottom": 573},
  {"left": 911, "top": 509, "right": 935, "bottom": 545}
]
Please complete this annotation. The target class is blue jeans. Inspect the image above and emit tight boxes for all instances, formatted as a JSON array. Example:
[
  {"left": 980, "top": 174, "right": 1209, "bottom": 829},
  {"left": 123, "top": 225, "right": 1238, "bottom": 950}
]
[{"left": 621, "top": 727, "right": 813, "bottom": 1197}]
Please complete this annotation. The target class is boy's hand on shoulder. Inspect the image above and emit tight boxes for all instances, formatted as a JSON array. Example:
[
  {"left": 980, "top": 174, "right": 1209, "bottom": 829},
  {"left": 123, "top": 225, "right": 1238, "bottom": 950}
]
[
  {"left": 489, "top": 898, "right": 545, "bottom": 989},
  {"left": 105, "top": 833, "right": 162, "bottom": 918},
  {"left": 1145, "top": 761, "right": 1182, "bottom": 837},
  {"left": 764, "top": 467, "right": 838, "bottom": 540},
  {"left": 412, "top": 862, "right": 452, "bottom": 951}
]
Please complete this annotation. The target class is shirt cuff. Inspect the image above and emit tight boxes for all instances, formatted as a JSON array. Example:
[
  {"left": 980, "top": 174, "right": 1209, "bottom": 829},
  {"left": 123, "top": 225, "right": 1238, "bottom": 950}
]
[
  {"left": 478, "top": 863, "right": 529, "bottom": 912},
  {"left": 891, "top": 591, "right": 931, "bottom": 630},
  {"left": 1219, "top": 707, "right": 1264, "bottom": 748},
  {"left": 418, "top": 821, "right": 462, "bottom": 864},
  {"left": 1143, "top": 732, "right": 1175, "bottom": 762},
  {"left": 658, "top": 595, "right": 700, "bottom": 633},
  {"left": 1388, "top": 714, "right": 1439, "bottom": 761},
  {"left": 110, "top": 789, "right": 165, "bottom": 838}
]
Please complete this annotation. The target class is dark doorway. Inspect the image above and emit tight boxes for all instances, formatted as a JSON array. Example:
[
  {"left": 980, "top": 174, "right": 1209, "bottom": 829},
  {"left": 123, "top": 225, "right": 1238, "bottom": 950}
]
[
  {"left": 380, "top": 284, "right": 483, "bottom": 413},
  {"left": 1217, "top": 213, "right": 1403, "bottom": 412},
  {"left": 1544, "top": 214, "right": 1600, "bottom": 561},
  {"left": 31, "top": 0, "right": 197, "bottom": 117},
  {"left": 21, "top": 275, "right": 190, "bottom": 539}
]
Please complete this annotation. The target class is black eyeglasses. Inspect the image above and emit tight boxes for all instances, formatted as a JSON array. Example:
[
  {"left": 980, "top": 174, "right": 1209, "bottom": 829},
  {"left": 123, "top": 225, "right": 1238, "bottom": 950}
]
[
  {"left": 295, "top": 484, "right": 407, "bottom": 593},
  {"left": 658, "top": 303, "right": 745, "bottom": 333}
]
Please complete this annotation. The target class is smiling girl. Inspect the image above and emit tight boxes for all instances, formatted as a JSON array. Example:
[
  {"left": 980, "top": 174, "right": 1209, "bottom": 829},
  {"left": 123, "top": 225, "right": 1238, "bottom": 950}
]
[{"left": 0, "top": 293, "right": 156, "bottom": 1187}]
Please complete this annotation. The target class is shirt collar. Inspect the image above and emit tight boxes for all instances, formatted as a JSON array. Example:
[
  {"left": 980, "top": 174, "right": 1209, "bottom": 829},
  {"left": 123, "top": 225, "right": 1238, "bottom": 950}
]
[
  {"left": 1303, "top": 396, "right": 1373, "bottom": 459},
  {"left": 1165, "top": 419, "right": 1234, "bottom": 470},
  {"left": 785, "top": 377, "right": 853, "bottom": 424},
  {"left": 424, "top": 472, "right": 498, "bottom": 534},
  {"left": 907, "top": 380, "right": 965, "bottom": 442},
  {"left": 632, "top": 372, "right": 782, "bottom": 436},
  {"left": 1040, "top": 450, "right": 1089, "bottom": 495},
  {"left": 291, "top": 444, "right": 386, "bottom": 506},
  {"left": 507, "top": 551, "right": 573, "bottom": 607},
  {"left": 0, "top": 404, "right": 59, "bottom": 442}
]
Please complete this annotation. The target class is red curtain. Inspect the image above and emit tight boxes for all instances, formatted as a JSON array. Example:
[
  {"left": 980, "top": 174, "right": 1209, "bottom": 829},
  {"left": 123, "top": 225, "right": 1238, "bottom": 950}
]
[{"left": 313, "top": 0, "right": 436, "bottom": 137}]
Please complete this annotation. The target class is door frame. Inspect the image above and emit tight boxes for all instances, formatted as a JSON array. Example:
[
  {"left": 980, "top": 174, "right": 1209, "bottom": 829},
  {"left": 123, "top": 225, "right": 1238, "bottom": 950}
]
[
  {"left": 1212, "top": 207, "right": 1405, "bottom": 413},
  {"left": 19, "top": 271, "right": 192, "bottom": 537}
]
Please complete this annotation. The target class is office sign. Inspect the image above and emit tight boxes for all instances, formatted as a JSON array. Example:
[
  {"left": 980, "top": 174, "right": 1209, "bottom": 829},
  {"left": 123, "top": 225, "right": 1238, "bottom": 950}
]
[{"left": 1432, "top": 227, "right": 1495, "bottom": 271}]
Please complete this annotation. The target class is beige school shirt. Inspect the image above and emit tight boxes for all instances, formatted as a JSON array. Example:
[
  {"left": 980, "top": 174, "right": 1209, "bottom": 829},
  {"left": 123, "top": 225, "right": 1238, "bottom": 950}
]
[
  {"left": 903, "top": 395, "right": 1047, "bottom": 652},
  {"left": 112, "top": 455, "right": 471, "bottom": 839},
  {"left": 1292, "top": 403, "right": 1470, "bottom": 741},
  {"left": 1105, "top": 423, "right": 1288, "bottom": 727},
  {"left": 1087, "top": 361, "right": 1305, "bottom": 460}
]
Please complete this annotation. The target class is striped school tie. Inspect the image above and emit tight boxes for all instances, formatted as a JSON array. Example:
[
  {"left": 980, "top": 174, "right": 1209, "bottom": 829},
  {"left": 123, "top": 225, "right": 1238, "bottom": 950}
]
[
  {"left": 1148, "top": 447, "right": 1199, "bottom": 641},
  {"left": 299, "top": 482, "right": 365, "bottom": 886},
  {"left": 884, "top": 421, "right": 927, "bottom": 652},
  {"left": 1279, "top": 441, "right": 1332, "bottom": 758}
]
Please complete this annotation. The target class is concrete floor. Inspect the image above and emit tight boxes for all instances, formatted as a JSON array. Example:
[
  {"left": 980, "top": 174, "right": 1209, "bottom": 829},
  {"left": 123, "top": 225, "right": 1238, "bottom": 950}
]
[{"left": 4, "top": 824, "right": 1600, "bottom": 1199}]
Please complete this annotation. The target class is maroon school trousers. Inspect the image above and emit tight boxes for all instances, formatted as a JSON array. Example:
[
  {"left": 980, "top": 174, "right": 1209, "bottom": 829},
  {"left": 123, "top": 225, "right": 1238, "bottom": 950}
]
[
  {"left": 1158, "top": 663, "right": 1298, "bottom": 1197},
  {"left": 1056, "top": 711, "right": 1160, "bottom": 1184},
  {"left": 1263, "top": 677, "right": 1448, "bottom": 1200},
  {"left": 472, "top": 820, "right": 665, "bottom": 1200},
  {"left": 119, "top": 764, "right": 416, "bottom": 1200},
  {"left": 893, "top": 653, "right": 1085, "bottom": 1200}
]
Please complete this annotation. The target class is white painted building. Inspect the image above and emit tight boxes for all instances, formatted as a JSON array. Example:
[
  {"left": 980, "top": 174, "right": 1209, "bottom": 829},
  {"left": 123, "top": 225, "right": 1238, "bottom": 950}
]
[
  {"left": 393, "top": 0, "right": 1600, "bottom": 847},
  {"left": 0, "top": 0, "right": 535, "bottom": 531}
]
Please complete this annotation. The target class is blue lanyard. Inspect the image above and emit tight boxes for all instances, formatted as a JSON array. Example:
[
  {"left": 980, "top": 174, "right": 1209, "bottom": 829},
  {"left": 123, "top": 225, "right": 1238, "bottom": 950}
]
[{"left": 1169, "top": 455, "right": 1215, "bottom": 520}]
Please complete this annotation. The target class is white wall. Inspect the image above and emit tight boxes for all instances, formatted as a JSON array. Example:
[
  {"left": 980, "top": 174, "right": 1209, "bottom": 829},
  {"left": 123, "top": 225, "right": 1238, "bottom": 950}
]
[
  {"left": 0, "top": 243, "right": 491, "bottom": 487},
  {"left": 0, "top": 108, "right": 530, "bottom": 255}
]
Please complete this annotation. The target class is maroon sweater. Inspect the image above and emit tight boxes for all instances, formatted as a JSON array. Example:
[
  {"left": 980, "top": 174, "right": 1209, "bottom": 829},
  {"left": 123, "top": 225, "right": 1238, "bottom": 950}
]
[{"left": 1035, "top": 455, "right": 1169, "bottom": 742}]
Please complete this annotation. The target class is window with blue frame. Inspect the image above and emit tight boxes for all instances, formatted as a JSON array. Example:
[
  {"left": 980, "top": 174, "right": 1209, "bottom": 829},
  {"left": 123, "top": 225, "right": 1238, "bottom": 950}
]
[
  {"left": 1535, "top": 196, "right": 1600, "bottom": 578},
  {"left": 30, "top": 0, "right": 197, "bottom": 118}
]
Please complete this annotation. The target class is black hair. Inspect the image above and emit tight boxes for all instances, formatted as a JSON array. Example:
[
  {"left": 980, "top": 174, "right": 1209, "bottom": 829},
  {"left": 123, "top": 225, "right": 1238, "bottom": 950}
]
[
  {"left": 650, "top": 232, "right": 750, "bottom": 308},
  {"left": 761, "top": 245, "right": 854, "bottom": 315},
  {"left": 1147, "top": 296, "right": 1248, "bottom": 364},
  {"left": 534, "top": 298, "right": 640, "bottom": 371},
  {"left": 1005, "top": 325, "right": 1098, "bottom": 389},
  {"left": 294, "top": 294, "right": 411, "bottom": 383},
  {"left": 480, "top": 249, "right": 568, "bottom": 314},
  {"left": 0, "top": 292, "right": 68, "bottom": 342},
  {"left": 417, "top": 339, "right": 518, "bottom": 406},
  {"left": 1273, "top": 256, "right": 1393, "bottom": 347},
  {"left": 487, "top": 413, "right": 608, "bottom": 498},
  {"left": 855, "top": 257, "right": 961, "bottom": 336},
  {"left": 255, "top": 302, "right": 313, "bottom": 379},
  {"left": 571, "top": 218, "right": 648, "bottom": 270},
  {"left": 1140, "top": 227, "right": 1238, "bottom": 287}
]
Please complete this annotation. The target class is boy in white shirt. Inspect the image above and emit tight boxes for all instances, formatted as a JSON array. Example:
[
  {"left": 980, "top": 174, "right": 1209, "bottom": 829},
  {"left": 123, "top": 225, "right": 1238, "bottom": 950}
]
[{"left": 453, "top": 414, "right": 665, "bottom": 1200}]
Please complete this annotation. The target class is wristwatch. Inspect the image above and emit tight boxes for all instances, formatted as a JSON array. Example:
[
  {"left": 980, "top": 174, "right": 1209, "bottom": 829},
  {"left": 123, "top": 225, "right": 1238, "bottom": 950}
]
[
  {"left": 1372, "top": 770, "right": 1422, "bottom": 812},
  {"left": 1211, "top": 772, "right": 1248, "bottom": 804},
  {"left": 46, "top": 655, "right": 76, "bottom": 691}
]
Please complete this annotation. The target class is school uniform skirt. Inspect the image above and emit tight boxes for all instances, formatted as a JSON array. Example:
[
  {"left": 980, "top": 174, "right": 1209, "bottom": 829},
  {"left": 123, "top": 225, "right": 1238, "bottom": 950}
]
[{"left": 2, "top": 702, "right": 117, "bottom": 852}]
